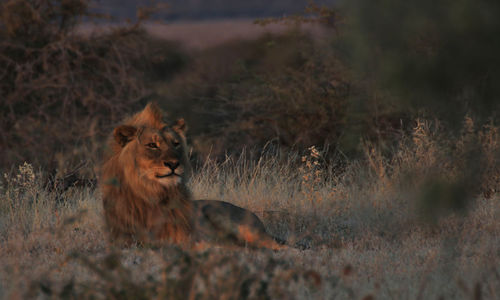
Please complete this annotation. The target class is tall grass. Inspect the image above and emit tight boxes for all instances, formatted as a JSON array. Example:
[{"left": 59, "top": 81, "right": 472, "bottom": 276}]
[
  {"left": 191, "top": 117, "right": 499, "bottom": 239},
  {"left": 0, "top": 118, "right": 499, "bottom": 299}
]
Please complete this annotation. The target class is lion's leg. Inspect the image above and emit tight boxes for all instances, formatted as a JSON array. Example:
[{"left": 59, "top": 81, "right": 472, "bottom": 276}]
[{"left": 236, "top": 224, "right": 288, "bottom": 250}]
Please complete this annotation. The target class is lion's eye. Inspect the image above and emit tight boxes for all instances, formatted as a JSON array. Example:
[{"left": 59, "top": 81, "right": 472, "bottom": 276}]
[{"left": 147, "top": 143, "right": 159, "bottom": 149}]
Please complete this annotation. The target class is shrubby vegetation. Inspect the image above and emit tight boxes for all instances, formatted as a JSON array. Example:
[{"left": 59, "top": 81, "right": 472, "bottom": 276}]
[
  {"left": 3, "top": 0, "right": 498, "bottom": 174},
  {"left": 157, "top": 31, "right": 349, "bottom": 157},
  {"left": 0, "top": 0, "right": 185, "bottom": 174}
]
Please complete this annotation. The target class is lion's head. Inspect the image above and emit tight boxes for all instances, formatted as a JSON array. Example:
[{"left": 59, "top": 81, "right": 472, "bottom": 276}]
[
  {"left": 113, "top": 120, "right": 188, "bottom": 191},
  {"left": 100, "top": 103, "right": 193, "bottom": 245}
]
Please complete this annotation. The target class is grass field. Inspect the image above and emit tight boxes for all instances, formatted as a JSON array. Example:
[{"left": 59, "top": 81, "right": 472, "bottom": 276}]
[{"left": 1, "top": 121, "right": 498, "bottom": 299}]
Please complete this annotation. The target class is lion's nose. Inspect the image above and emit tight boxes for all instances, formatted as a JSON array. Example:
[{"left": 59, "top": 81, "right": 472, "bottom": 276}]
[{"left": 164, "top": 160, "right": 179, "bottom": 170}]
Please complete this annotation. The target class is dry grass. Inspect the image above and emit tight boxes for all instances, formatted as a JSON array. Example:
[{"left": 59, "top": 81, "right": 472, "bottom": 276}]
[{"left": 0, "top": 119, "right": 499, "bottom": 299}]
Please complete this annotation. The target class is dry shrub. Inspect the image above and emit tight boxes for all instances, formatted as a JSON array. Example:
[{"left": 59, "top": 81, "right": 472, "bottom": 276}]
[
  {"left": 157, "top": 31, "right": 349, "bottom": 159},
  {"left": 0, "top": 0, "right": 185, "bottom": 175}
]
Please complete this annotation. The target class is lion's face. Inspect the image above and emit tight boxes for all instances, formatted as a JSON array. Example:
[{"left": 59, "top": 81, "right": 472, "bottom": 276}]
[
  {"left": 114, "top": 120, "right": 187, "bottom": 188},
  {"left": 135, "top": 127, "right": 185, "bottom": 187}
]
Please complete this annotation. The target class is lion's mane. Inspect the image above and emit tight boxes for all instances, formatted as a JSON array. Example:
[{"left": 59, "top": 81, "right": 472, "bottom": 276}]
[{"left": 100, "top": 103, "right": 193, "bottom": 245}]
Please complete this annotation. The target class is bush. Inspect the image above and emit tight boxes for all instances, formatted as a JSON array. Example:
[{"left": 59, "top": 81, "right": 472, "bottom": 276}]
[
  {"left": 156, "top": 31, "right": 350, "bottom": 159},
  {"left": 0, "top": 0, "right": 185, "bottom": 174}
]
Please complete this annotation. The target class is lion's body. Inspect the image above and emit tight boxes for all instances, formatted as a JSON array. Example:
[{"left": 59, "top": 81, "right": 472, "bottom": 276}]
[{"left": 100, "top": 103, "right": 284, "bottom": 249}]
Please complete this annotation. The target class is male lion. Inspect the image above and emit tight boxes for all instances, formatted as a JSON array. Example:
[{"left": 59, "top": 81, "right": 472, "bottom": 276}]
[{"left": 100, "top": 103, "right": 285, "bottom": 250}]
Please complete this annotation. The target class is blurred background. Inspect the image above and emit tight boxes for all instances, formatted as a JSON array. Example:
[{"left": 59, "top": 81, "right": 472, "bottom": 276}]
[
  {"left": 94, "top": 0, "right": 337, "bottom": 20},
  {"left": 0, "top": 0, "right": 498, "bottom": 198}
]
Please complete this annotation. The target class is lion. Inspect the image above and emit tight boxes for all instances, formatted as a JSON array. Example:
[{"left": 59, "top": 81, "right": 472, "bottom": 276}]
[{"left": 100, "top": 103, "right": 285, "bottom": 250}]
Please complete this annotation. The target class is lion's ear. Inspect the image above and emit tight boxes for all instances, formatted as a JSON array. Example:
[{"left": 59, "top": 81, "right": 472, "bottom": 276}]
[
  {"left": 173, "top": 118, "right": 187, "bottom": 134},
  {"left": 114, "top": 125, "right": 137, "bottom": 147}
]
